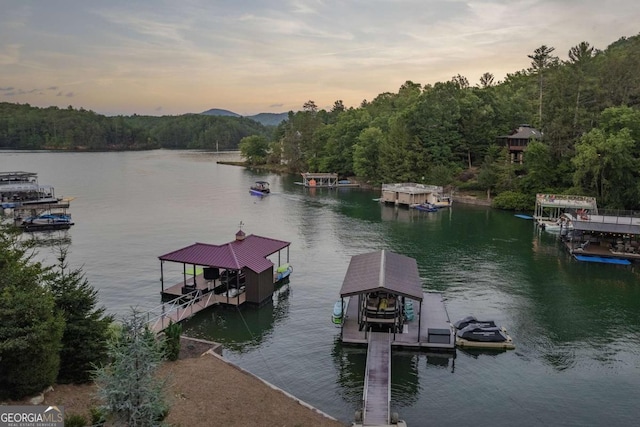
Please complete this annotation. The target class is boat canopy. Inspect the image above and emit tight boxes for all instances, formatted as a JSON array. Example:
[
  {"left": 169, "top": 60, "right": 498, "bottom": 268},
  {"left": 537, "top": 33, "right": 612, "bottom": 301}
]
[
  {"left": 159, "top": 234, "right": 290, "bottom": 274},
  {"left": 339, "top": 250, "right": 423, "bottom": 301}
]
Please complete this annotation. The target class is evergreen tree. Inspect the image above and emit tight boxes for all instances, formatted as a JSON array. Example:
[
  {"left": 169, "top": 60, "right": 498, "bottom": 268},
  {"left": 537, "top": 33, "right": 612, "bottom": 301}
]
[
  {"left": 0, "top": 224, "right": 64, "bottom": 399},
  {"left": 47, "top": 246, "right": 113, "bottom": 383},
  {"left": 94, "top": 308, "right": 169, "bottom": 427}
]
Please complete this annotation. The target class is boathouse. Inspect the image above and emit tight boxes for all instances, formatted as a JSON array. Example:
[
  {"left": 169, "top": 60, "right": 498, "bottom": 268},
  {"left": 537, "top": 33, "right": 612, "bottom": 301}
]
[
  {"left": 534, "top": 193, "right": 598, "bottom": 222},
  {"left": 563, "top": 210, "right": 640, "bottom": 264},
  {"left": 296, "top": 172, "right": 359, "bottom": 188},
  {"left": 338, "top": 250, "right": 454, "bottom": 350},
  {"left": 158, "top": 230, "right": 291, "bottom": 306},
  {"left": 380, "top": 183, "right": 444, "bottom": 207}
]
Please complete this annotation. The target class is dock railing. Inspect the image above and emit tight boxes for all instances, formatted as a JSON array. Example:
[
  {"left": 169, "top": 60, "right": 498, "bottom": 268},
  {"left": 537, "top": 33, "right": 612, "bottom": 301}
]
[
  {"left": 146, "top": 289, "right": 217, "bottom": 332},
  {"left": 585, "top": 209, "right": 640, "bottom": 224}
]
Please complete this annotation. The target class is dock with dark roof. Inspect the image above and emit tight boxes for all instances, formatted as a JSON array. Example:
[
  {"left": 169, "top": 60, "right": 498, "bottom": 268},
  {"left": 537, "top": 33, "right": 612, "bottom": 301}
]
[{"left": 147, "top": 230, "right": 292, "bottom": 332}]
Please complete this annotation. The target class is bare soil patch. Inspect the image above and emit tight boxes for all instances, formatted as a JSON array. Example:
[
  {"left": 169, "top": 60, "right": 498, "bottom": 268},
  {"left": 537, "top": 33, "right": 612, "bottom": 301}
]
[{"left": 7, "top": 337, "right": 346, "bottom": 427}]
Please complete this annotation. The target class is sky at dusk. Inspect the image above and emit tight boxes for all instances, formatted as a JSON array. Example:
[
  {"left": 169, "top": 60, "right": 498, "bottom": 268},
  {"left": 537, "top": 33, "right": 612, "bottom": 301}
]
[{"left": 1, "top": 0, "right": 638, "bottom": 116}]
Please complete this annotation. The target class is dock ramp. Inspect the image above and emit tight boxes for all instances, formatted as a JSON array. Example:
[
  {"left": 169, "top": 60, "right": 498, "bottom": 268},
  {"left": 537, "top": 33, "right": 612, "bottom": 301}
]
[{"left": 362, "top": 331, "right": 391, "bottom": 426}]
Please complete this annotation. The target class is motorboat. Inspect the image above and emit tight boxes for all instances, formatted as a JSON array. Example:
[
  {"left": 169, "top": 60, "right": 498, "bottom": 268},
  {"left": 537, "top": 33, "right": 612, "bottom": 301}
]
[
  {"left": 20, "top": 212, "right": 74, "bottom": 231},
  {"left": 413, "top": 202, "right": 438, "bottom": 212},
  {"left": 249, "top": 181, "right": 270, "bottom": 196},
  {"left": 537, "top": 216, "right": 573, "bottom": 232},
  {"left": 332, "top": 300, "right": 344, "bottom": 325},
  {"left": 453, "top": 315, "right": 515, "bottom": 349}
]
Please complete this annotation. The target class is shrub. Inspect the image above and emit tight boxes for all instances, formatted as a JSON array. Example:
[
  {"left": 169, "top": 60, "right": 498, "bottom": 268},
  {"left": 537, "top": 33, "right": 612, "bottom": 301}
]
[
  {"left": 163, "top": 320, "right": 182, "bottom": 361},
  {"left": 492, "top": 191, "right": 535, "bottom": 211},
  {"left": 64, "top": 414, "right": 87, "bottom": 427}
]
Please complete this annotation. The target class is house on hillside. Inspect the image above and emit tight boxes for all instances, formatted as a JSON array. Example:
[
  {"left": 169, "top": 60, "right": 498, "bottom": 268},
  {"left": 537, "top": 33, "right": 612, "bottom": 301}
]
[{"left": 497, "top": 124, "right": 542, "bottom": 164}]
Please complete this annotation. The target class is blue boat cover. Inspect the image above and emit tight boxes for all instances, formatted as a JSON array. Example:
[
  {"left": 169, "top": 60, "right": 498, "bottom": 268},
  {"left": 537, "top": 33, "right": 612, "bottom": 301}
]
[{"left": 574, "top": 255, "right": 631, "bottom": 265}]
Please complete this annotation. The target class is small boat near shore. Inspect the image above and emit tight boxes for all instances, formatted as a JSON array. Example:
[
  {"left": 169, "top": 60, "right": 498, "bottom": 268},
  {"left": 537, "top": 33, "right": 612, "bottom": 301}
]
[
  {"left": 249, "top": 181, "right": 270, "bottom": 196},
  {"left": 20, "top": 212, "right": 74, "bottom": 232},
  {"left": 413, "top": 202, "right": 438, "bottom": 212}
]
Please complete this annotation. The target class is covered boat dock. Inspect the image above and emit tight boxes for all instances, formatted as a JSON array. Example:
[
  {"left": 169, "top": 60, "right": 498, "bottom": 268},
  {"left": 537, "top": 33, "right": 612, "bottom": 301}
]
[
  {"left": 563, "top": 211, "right": 640, "bottom": 264},
  {"left": 158, "top": 229, "right": 292, "bottom": 307},
  {"left": 380, "top": 183, "right": 446, "bottom": 207},
  {"left": 338, "top": 250, "right": 454, "bottom": 350},
  {"left": 339, "top": 250, "right": 453, "bottom": 426},
  {"left": 296, "top": 172, "right": 359, "bottom": 188}
]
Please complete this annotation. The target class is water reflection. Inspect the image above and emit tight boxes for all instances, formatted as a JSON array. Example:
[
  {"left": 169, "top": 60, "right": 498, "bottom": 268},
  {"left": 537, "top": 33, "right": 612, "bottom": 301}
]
[
  {"left": 331, "top": 340, "right": 426, "bottom": 412},
  {"left": 181, "top": 283, "right": 291, "bottom": 352},
  {"left": 20, "top": 229, "right": 72, "bottom": 249}
]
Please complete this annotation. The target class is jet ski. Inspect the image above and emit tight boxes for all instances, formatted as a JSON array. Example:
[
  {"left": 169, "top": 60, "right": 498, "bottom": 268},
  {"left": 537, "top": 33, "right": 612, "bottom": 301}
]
[{"left": 453, "top": 315, "right": 515, "bottom": 349}]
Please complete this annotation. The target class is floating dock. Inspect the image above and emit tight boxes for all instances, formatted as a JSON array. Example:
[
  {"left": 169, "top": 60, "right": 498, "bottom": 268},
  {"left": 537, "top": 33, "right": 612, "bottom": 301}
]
[
  {"left": 341, "top": 291, "right": 455, "bottom": 351},
  {"left": 295, "top": 172, "right": 359, "bottom": 188},
  {"left": 380, "top": 183, "right": 449, "bottom": 208}
]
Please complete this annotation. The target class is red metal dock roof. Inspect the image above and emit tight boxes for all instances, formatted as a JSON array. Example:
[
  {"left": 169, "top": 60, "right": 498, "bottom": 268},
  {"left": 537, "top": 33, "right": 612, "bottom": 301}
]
[{"left": 159, "top": 234, "right": 291, "bottom": 273}]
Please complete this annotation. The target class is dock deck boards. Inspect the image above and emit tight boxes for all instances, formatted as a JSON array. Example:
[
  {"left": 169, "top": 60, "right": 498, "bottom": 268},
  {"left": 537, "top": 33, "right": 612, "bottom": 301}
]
[
  {"left": 363, "top": 332, "right": 390, "bottom": 426},
  {"left": 341, "top": 291, "right": 455, "bottom": 350}
]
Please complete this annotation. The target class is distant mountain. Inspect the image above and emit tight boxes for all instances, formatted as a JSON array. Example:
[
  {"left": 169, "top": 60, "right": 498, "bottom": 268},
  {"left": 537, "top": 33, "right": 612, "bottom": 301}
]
[
  {"left": 201, "top": 108, "right": 240, "bottom": 117},
  {"left": 247, "top": 112, "right": 288, "bottom": 126},
  {"left": 200, "top": 108, "right": 288, "bottom": 126}
]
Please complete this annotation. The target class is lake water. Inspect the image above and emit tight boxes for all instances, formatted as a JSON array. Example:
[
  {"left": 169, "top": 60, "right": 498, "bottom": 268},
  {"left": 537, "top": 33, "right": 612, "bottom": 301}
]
[{"left": 2, "top": 150, "right": 640, "bottom": 426}]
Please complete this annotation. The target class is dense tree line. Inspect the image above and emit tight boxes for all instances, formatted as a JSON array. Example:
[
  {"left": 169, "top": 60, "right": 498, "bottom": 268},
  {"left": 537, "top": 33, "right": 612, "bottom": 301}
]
[
  {"left": 0, "top": 226, "right": 113, "bottom": 399},
  {"left": 0, "top": 103, "right": 271, "bottom": 151},
  {"left": 242, "top": 34, "right": 640, "bottom": 209}
]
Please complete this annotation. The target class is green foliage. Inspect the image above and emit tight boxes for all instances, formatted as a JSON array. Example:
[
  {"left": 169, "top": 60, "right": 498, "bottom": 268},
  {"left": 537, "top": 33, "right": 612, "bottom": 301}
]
[
  {"left": 47, "top": 247, "right": 113, "bottom": 384},
  {"left": 89, "top": 406, "right": 107, "bottom": 427},
  {"left": 0, "top": 224, "right": 65, "bottom": 400},
  {"left": 64, "top": 413, "right": 88, "bottom": 427},
  {"left": 353, "top": 127, "right": 384, "bottom": 183},
  {"left": 239, "top": 135, "right": 270, "bottom": 165},
  {"left": 163, "top": 320, "right": 182, "bottom": 362},
  {"left": 4, "top": 34, "right": 640, "bottom": 207},
  {"left": 94, "top": 309, "right": 169, "bottom": 427},
  {"left": 0, "top": 103, "right": 269, "bottom": 151},
  {"left": 492, "top": 191, "right": 535, "bottom": 211}
]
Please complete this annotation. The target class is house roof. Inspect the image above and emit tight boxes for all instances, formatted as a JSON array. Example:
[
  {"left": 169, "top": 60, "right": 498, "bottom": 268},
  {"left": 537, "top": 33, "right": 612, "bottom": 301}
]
[
  {"left": 158, "top": 234, "right": 291, "bottom": 273},
  {"left": 500, "top": 124, "right": 542, "bottom": 140},
  {"left": 339, "top": 250, "right": 423, "bottom": 301}
]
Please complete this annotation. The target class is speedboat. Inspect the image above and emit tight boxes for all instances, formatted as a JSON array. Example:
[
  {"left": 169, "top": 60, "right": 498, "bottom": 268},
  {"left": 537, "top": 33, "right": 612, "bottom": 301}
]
[
  {"left": 413, "top": 202, "right": 438, "bottom": 212},
  {"left": 20, "top": 212, "right": 74, "bottom": 231},
  {"left": 249, "top": 181, "right": 270, "bottom": 196},
  {"left": 453, "top": 315, "right": 515, "bottom": 349},
  {"left": 332, "top": 300, "right": 344, "bottom": 325}
]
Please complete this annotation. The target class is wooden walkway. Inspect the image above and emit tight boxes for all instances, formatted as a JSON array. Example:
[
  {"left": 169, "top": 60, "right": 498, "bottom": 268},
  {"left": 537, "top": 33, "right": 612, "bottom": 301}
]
[
  {"left": 362, "top": 332, "right": 391, "bottom": 426},
  {"left": 341, "top": 291, "right": 455, "bottom": 351},
  {"left": 148, "top": 291, "right": 224, "bottom": 333}
]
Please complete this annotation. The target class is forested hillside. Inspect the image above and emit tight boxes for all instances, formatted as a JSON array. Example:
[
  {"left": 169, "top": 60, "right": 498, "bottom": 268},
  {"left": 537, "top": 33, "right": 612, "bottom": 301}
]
[
  {"left": 0, "top": 104, "right": 271, "bottom": 151},
  {"left": 2, "top": 34, "right": 640, "bottom": 209},
  {"left": 241, "top": 34, "right": 640, "bottom": 210}
]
